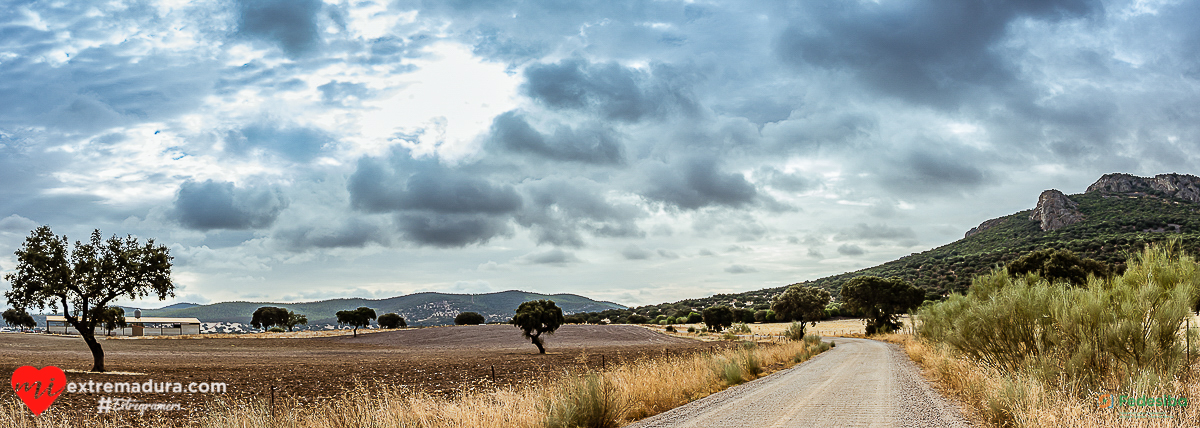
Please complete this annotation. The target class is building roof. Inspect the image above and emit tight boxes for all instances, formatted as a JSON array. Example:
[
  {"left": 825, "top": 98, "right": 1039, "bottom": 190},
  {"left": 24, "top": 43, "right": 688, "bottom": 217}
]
[{"left": 46, "top": 316, "right": 201, "bottom": 324}]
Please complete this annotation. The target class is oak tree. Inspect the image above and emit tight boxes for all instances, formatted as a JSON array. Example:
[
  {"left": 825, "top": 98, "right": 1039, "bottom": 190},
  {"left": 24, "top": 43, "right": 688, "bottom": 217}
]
[
  {"left": 4, "top": 226, "right": 173, "bottom": 372},
  {"left": 511, "top": 300, "right": 563, "bottom": 354}
]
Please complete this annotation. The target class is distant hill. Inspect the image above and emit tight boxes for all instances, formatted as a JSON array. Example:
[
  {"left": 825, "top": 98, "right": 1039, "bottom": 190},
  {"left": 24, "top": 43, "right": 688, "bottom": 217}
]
[
  {"left": 133, "top": 290, "right": 625, "bottom": 327},
  {"left": 629, "top": 173, "right": 1200, "bottom": 316}
]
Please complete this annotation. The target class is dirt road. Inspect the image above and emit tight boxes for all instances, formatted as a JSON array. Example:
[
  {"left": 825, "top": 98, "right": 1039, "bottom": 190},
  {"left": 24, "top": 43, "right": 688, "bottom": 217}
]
[{"left": 625, "top": 337, "right": 970, "bottom": 428}]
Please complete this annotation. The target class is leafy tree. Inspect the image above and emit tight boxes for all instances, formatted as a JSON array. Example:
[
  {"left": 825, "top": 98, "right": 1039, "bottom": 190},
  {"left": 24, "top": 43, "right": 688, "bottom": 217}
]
[
  {"left": 4, "top": 227, "right": 173, "bottom": 372},
  {"left": 732, "top": 308, "right": 756, "bottom": 324},
  {"left": 251, "top": 306, "right": 289, "bottom": 330},
  {"left": 686, "top": 312, "right": 703, "bottom": 323},
  {"left": 283, "top": 311, "right": 307, "bottom": 332},
  {"left": 627, "top": 313, "right": 649, "bottom": 324},
  {"left": 336, "top": 307, "right": 377, "bottom": 337},
  {"left": 96, "top": 306, "right": 127, "bottom": 336},
  {"left": 772, "top": 285, "right": 831, "bottom": 336},
  {"left": 1005, "top": 248, "right": 1111, "bottom": 287},
  {"left": 2, "top": 308, "right": 37, "bottom": 331},
  {"left": 511, "top": 300, "right": 563, "bottom": 354},
  {"left": 754, "top": 310, "right": 768, "bottom": 323},
  {"left": 702, "top": 305, "right": 734, "bottom": 332},
  {"left": 455, "top": 311, "right": 486, "bottom": 325},
  {"left": 840, "top": 276, "right": 924, "bottom": 335},
  {"left": 564, "top": 313, "right": 587, "bottom": 324},
  {"left": 378, "top": 313, "right": 406, "bottom": 329}
]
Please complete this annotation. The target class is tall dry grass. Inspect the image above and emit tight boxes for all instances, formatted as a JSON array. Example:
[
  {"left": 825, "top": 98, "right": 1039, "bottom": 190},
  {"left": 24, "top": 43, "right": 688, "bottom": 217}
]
[{"left": 1, "top": 337, "right": 833, "bottom": 428}]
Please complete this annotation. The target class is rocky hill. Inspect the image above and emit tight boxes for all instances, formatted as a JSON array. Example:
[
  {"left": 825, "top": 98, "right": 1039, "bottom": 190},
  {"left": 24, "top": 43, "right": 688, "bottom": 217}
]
[{"left": 629, "top": 172, "right": 1200, "bottom": 315}]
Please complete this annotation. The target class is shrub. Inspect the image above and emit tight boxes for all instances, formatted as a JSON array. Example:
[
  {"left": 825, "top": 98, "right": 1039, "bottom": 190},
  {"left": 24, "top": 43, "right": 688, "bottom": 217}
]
[
  {"left": 686, "top": 326, "right": 696, "bottom": 333},
  {"left": 267, "top": 326, "right": 286, "bottom": 333},
  {"left": 721, "top": 331, "right": 738, "bottom": 341},
  {"left": 686, "top": 312, "right": 703, "bottom": 323},
  {"left": 545, "top": 373, "right": 627, "bottom": 428},
  {"left": 728, "top": 322, "right": 751, "bottom": 334},
  {"left": 782, "top": 321, "right": 808, "bottom": 341},
  {"left": 919, "top": 241, "right": 1200, "bottom": 394},
  {"left": 665, "top": 325, "right": 676, "bottom": 332}
]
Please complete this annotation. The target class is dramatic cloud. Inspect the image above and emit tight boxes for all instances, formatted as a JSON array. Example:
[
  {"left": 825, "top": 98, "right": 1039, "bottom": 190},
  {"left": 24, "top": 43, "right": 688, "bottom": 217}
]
[
  {"left": 171, "top": 180, "right": 288, "bottom": 231},
  {"left": 640, "top": 157, "right": 758, "bottom": 210},
  {"left": 4, "top": 0, "right": 1200, "bottom": 307}
]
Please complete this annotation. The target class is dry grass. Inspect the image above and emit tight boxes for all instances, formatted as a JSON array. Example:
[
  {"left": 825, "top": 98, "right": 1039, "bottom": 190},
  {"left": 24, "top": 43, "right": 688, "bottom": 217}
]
[
  {"left": 889, "top": 332, "right": 1200, "bottom": 428},
  {"left": 639, "top": 317, "right": 896, "bottom": 340},
  {"left": 0, "top": 337, "right": 833, "bottom": 427}
]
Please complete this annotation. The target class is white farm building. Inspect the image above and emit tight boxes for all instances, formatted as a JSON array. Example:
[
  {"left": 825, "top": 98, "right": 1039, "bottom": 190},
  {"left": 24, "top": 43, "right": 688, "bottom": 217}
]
[{"left": 46, "top": 315, "right": 202, "bottom": 336}]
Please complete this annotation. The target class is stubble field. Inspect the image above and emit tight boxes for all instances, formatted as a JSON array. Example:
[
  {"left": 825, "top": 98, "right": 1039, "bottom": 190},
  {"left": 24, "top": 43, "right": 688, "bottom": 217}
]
[{"left": 1, "top": 324, "right": 732, "bottom": 419}]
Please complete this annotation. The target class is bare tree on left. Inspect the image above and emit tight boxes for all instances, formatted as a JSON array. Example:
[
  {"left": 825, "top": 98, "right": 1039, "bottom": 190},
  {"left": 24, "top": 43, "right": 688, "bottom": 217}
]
[{"left": 4, "top": 226, "right": 174, "bottom": 372}]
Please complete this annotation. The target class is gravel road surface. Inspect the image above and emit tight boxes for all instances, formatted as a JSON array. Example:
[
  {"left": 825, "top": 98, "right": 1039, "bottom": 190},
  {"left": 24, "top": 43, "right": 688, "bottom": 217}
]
[{"left": 625, "top": 337, "right": 970, "bottom": 428}]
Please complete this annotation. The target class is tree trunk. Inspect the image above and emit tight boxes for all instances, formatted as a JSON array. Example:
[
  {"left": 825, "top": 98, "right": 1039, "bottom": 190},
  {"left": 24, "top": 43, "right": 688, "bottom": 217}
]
[
  {"left": 352, "top": 326, "right": 357, "bottom": 338},
  {"left": 81, "top": 330, "right": 105, "bottom": 372},
  {"left": 532, "top": 334, "right": 545, "bottom": 354}
]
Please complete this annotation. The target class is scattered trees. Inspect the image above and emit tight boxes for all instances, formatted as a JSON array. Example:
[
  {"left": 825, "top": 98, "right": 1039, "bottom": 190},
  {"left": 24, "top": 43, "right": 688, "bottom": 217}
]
[
  {"left": 702, "top": 305, "right": 734, "bottom": 332},
  {"left": 336, "top": 307, "right": 376, "bottom": 337},
  {"left": 96, "top": 306, "right": 127, "bottom": 336},
  {"left": 840, "top": 276, "right": 924, "bottom": 335},
  {"left": 378, "top": 313, "right": 406, "bottom": 329},
  {"left": 4, "top": 227, "right": 173, "bottom": 372},
  {"left": 771, "top": 285, "right": 831, "bottom": 337},
  {"left": 455, "top": 311, "right": 486, "bottom": 325},
  {"left": 2, "top": 308, "right": 37, "bottom": 331},
  {"left": 511, "top": 300, "right": 563, "bottom": 354}
]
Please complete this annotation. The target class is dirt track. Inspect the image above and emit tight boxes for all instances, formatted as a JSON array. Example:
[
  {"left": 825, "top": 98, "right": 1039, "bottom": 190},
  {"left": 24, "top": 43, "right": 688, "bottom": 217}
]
[
  {"left": 625, "top": 337, "right": 970, "bottom": 428},
  {"left": 1, "top": 325, "right": 725, "bottom": 419}
]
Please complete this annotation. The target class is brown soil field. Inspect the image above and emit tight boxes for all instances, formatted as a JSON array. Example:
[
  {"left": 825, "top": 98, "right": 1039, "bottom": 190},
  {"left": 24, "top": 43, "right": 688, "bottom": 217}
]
[{"left": 1, "top": 325, "right": 732, "bottom": 419}]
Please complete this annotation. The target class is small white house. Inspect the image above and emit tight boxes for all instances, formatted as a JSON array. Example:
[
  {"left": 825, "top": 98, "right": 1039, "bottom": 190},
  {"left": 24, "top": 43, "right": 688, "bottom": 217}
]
[{"left": 46, "top": 315, "right": 202, "bottom": 336}]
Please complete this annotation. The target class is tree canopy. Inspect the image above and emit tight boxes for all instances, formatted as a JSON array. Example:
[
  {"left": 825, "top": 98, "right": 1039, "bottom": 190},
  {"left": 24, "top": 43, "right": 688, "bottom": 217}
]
[
  {"left": 511, "top": 300, "right": 563, "bottom": 354},
  {"left": 284, "top": 311, "right": 308, "bottom": 332},
  {"left": 4, "top": 226, "right": 173, "bottom": 372},
  {"left": 454, "top": 311, "right": 485, "bottom": 325},
  {"left": 251, "top": 306, "right": 290, "bottom": 330},
  {"left": 336, "top": 307, "right": 376, "bottom": 337},
  {"left": 97, "top": 306, "right": 127, "bottom": 336},
  {"left": 2, "top": 308, "right": 37, "bottom": 331},
  {"left": 771, "top": 284, "right": 831, "bottom": 337},
  {"left": 840, "top": 276, "right": 925, "bottom": 335},
  {"left": 1005, "top": 248, "right": 1111, "bottom": 287},
  {"left": 378, "top": 313, "right": 406, "bottom": 329},
  {"left": 702, "top": 305, "right": 734, "bottom": 332}
]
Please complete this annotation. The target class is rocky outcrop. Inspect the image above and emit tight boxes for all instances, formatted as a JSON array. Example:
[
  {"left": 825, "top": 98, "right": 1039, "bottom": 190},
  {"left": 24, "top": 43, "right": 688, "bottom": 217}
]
[
  {"left": 965, "top": 218, "right": 1005, "bottom": 238},
  {"left": 1030, "top": 189, "right": 1084, "bottom": 231},
  {"left": 1086, "top": 173, "right": 1200, "bottom": 203}
]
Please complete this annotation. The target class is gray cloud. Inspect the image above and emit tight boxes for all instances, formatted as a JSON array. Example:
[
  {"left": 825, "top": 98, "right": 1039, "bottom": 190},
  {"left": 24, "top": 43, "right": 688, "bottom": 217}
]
[
  {"left": 236, "top": 0, "right": 324, "bottom": 58},
  {"left": 394, "top": 213, "right": 511, "bottom": 248},
  {"left": 725, "top": 264, "right": 757, "bottom": 274},
  {"left": 273, "top": 218, "right": 390, "bottom": 251},
  {"left": 837, "top": 244, "right": 865, "bottom": 256},
  {"left": 489, "top": 111, "right": 625, "bottom": 164},
  {"left": 519, "top": 249, "right": 582, "bottom": 265},
  {"left": 171, "top": 180, "right": 288, "bottom": 231},
  {"left": 776, "top": 0, "right": 1102, "bottom": 108},
  {"left": 640, "top": 157, "right": 757, "bottom": 210},
  {"left": 515, "top": 177, "right": 643, "bottom": 247},
  {"left": 835, "top": 223, "right": 917, "bottom": 242},
  {"left": 523, "top": 59, "right": 696, "bottom": 122},
  {"left": 348, "top": 154, "right": 522, "bottom": 215},
  {"left": 621, "top": 244, "right": 650, "bottom": 260}
]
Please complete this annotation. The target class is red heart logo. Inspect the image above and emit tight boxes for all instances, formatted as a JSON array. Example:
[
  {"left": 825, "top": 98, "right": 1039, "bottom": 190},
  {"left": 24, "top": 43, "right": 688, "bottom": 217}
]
[{"left": 10, "top": 366, "right": 67, "bottom": 416}]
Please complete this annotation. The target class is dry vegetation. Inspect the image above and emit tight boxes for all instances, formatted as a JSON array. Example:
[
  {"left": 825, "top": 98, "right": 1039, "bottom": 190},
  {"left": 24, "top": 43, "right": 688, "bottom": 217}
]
[
  {"left": 0, "top": 336, "right": 832, "bottom": 427},
  {"left": 899, "top": 243, "right": 1200, "bottom": 428}
]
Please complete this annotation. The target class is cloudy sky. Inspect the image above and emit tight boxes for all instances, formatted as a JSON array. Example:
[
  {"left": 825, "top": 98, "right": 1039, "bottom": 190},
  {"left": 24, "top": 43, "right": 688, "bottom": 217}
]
[{"left": 1, "top": 0, "right": 1198, "bottom": 308}]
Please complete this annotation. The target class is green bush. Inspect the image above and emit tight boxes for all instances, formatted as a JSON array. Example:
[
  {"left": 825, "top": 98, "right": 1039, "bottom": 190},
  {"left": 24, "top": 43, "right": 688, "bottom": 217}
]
[
  {"left": 686, "top": 326, "right": 696, "bottom": 333},
  {"left": 267, "top": 327, "right": 286, "bottom": 333},
  {"left": 665, "top": 325, "right": 676, "bottom": 332},
  {"left": 919, "top": 242, "right": 1200, "bottom": 394}
]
